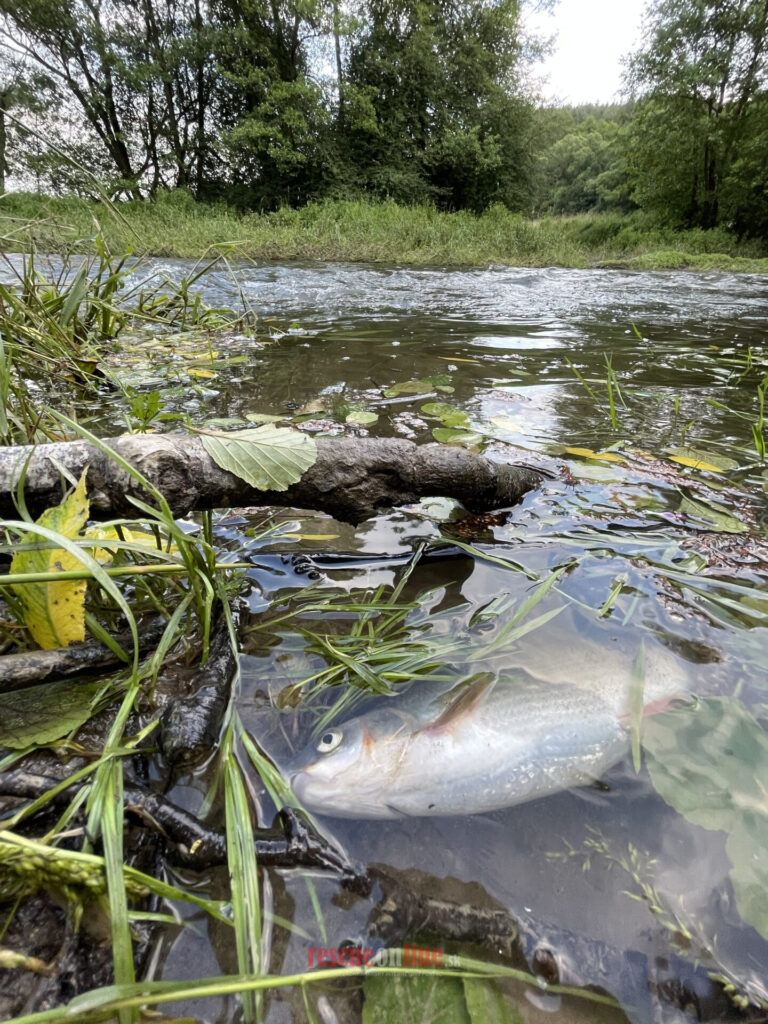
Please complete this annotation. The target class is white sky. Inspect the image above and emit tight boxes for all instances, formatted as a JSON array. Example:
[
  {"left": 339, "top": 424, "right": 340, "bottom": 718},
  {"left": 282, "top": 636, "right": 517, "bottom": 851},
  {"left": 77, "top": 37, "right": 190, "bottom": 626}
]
[{"left": 523, "top": 0, "right": 647, "bottom": 105}]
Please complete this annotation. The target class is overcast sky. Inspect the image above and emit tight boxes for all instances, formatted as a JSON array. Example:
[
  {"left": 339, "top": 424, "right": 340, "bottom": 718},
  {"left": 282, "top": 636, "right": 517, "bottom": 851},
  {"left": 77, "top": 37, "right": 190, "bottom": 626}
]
[{"left": 523, "top": 0, "right": 648, "bottom": 105}]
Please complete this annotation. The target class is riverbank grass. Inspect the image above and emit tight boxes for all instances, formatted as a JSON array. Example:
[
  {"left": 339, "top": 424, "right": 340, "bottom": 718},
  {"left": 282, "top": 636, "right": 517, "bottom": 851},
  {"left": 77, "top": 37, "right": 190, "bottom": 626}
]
[{"left": 2, "top": 193, "right": 767, "bottom": 271}]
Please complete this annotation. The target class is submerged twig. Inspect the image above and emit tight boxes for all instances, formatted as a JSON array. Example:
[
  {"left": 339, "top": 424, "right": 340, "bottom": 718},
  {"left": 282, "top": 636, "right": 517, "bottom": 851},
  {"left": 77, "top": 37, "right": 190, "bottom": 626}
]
[{"left": 0, "top": 771, "right": 365, "bottom": 883}]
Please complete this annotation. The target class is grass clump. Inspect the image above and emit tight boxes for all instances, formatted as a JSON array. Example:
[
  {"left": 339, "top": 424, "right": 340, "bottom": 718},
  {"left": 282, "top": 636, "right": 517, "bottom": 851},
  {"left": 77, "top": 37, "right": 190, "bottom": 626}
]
[{"left": 2, "top": 192, "right": 767, "bottom": 270}]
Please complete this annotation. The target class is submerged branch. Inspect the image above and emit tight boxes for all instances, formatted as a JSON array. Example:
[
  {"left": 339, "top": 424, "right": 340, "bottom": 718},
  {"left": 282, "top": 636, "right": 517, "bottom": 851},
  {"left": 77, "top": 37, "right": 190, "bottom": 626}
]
[
  {"left": 0, "top": 770, "right": 365, "bottom": 882},
  {"left": 0, "top": 619, "right": 168, "bottom": 691},
  {"left": 0, "top": 434, "right": 542, "bottom": 524}
]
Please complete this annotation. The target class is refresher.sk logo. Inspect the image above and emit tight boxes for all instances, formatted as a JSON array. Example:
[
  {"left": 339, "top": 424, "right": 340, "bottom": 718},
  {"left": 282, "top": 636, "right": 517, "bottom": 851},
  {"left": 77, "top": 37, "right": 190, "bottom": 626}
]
[{"left": 307, "top": 944, "right": 460, "bottom": 968}]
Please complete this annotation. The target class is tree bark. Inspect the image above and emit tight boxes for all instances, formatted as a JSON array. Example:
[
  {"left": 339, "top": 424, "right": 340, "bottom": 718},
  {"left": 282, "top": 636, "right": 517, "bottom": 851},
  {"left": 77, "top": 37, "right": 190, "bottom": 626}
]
[{"left": 0, "top": 435, "right": 542, "bottom": 524}]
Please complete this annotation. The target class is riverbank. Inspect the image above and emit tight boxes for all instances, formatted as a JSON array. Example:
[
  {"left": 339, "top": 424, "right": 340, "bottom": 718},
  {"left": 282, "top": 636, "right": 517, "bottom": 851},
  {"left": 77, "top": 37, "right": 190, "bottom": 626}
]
[{"left": 2, "top": 192, "right": 768, "bottom": 271}]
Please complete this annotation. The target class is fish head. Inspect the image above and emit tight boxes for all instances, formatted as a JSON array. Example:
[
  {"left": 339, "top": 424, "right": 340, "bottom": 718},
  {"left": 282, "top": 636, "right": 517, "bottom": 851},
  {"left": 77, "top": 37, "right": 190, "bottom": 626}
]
[{"left": 288, "top": 706, "right": 417, "bottom": 818}]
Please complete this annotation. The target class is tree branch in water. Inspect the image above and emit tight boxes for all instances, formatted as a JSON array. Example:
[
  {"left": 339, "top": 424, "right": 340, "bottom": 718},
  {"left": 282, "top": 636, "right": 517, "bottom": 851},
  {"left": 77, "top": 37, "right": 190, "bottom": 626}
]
[{"left": 0, "top": 435, "right": 542, "bottom": 524}]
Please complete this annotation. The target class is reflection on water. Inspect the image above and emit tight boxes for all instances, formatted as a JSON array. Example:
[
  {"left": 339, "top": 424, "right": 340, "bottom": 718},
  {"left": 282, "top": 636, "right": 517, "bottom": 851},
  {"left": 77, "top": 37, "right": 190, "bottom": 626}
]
[{"left": 15, "top": 254, "right": 765, "bottom": 1022}]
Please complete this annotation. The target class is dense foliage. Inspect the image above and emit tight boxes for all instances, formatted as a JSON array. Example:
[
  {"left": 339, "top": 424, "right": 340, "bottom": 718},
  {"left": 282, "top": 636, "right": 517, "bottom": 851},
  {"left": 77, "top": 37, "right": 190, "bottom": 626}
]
[{"left": 1, "top": 0, "right": 767, "bottom": 237}]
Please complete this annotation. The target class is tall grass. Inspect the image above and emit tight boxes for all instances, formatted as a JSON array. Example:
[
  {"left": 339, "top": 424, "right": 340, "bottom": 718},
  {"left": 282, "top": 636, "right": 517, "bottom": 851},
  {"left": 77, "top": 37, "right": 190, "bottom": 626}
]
[{"left": 2, "top": 192, "right": 767, "bottom": 270}]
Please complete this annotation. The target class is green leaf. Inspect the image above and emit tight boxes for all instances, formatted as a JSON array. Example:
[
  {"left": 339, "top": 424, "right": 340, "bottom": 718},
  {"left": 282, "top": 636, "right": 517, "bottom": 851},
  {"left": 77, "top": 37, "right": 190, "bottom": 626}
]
[
  {"left": 0, "top": 678, "right": 106, "bottom": 748},
  {"left": 463, "top": 978, "right": 524, "bottom": 1024},
  {"left": 644, "top": 697, "right": 768, "bottom": 939},
  {"left": 384, "top": 375, "right": 454, "bottom": 397},
  {"left": 199, "top": 425, "right": 317, "bottom": 492},
  {"left": 421, "top": 402, "right": 469, "bottom": 427},
  {"left": 678, "top": 494, "right": 747, "bottom": 534},
  {"left": 345, "top": 409, "right": 379, "bottom": 425},
  {"left": 10, "top": 470, "right": 90, "bottom": 649},
  {"left": 432, "top": 427, "right": 484, "bottom": 444},
  {"left": 363, "top": 973, "right": 470, "bottom": 1024}
]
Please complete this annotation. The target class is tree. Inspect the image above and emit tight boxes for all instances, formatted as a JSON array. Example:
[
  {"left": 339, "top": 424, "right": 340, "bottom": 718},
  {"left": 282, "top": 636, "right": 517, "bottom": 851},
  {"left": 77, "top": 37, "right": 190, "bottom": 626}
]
[
  {"left": 626, "top": 0, "right": 768, "bottom": 230},
  {"left": 534, "top": 113, "right": 633, "bottom": 214},
  {"left": 340, "top": 0, "right": 535, "bottom": 211},
  {"left": 0, "top": 0, "right": 220, "bottom": 197}
]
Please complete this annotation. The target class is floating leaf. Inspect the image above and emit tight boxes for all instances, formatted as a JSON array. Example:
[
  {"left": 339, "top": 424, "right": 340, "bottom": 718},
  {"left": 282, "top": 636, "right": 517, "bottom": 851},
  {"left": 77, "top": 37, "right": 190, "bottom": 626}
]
[
  {"left": 10, "top": 471, "right": 90, "bottom": 649},
  {"left": 644, "top": 697, "right": 768, "bottom": 939},
  {"left": 294, "top": 533, "right": 339, "bottom": 541},
  {"left": 564, "top": 446, "right": 623, "bottom": 463},
  {"left": 200, "top": 425, "right": 317, "bottom": 491},
  {"left": 432, "top": 427, "right": 484, "bottom": 444},
  {"left": 0, "top": 678, "right": 106, "bottom": 748},
  {"left": 421, "top": 402, "right": 469, "bottom": 427},
  {"left": 678, "top": 494, "right": 747, "bottom": 534},
  {"left": 345, "top": 409, "right": 378, "bottom": 425},
  {"left": 666, "top": 446, "right": 738, "bottom": 472},
  {"left": 187, "top": 368, "right": 216, "bottom": 379},
  {"left": 384, "top": 375, "right": 454, "bottom": 397}
]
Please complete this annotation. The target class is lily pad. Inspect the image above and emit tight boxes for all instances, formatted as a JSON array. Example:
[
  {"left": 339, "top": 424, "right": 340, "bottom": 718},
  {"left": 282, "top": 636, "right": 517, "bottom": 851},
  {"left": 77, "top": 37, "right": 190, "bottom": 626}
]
[
  {"left": 200, "top": 425, "right": 317, "bottom": 491},
  {"left": 345, "top": 409, "right": 378, "bottom": 425},
  {"left": 421, "top": 402, "right": 469, "bottom": 428}
]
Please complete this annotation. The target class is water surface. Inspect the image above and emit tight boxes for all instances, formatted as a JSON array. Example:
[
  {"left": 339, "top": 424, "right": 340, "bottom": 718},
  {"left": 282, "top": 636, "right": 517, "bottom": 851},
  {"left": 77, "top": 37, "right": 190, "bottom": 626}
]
[{"left": 18, "top": 255, "right": 768, "bottom": 1023}]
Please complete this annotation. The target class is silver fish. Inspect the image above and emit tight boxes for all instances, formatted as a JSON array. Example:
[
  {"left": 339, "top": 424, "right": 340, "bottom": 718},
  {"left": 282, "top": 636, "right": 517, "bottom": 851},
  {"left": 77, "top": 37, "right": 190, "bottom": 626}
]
[{"left": 288, "top": 641, "right": 690, "bottom": 819}]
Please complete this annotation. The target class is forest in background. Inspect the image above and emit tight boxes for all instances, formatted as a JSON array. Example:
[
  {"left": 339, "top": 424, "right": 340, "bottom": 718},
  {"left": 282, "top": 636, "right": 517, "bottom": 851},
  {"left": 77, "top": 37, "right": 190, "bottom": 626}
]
[{"left": 0, "top": 0, "right": 767, "bottom": 242}]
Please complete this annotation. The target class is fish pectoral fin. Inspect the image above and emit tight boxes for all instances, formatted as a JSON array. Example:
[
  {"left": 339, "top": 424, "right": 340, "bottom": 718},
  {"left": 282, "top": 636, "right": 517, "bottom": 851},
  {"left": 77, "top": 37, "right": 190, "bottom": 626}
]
[{"left": 417, "top": 672, "right": 495, "bottom": 736}]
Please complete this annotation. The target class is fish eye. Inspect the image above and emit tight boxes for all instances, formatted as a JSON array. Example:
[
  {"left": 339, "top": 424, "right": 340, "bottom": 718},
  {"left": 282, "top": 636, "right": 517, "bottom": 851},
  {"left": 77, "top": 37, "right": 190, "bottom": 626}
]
[{"left": 317, "top": 729, "right": 343, "bottom": 754}]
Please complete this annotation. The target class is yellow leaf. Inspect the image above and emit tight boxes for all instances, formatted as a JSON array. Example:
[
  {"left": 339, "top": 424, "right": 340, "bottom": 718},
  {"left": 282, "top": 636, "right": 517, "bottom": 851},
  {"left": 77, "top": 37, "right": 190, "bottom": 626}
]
[
  {"left": 188, "top": 368, "right": 217, "bottom": 379},
  {"left": 10, "top": 471, "right": 90, "bottom": 649},
  {"left": 667, "top": 455, "right": 724, "bottom": 473},
  {"left": 564, "top": 446, "right": 624, "bottom": 463},
  {"left": 294, "top": 534, "right": 340, "bottom": 541},
  {"left": 438, "top": 356, "right": 480, "bottom": 364}
]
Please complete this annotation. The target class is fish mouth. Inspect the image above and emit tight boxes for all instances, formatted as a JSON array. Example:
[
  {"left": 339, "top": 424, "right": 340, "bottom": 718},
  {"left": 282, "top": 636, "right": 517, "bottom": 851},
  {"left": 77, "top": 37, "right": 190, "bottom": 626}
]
[
  {"left": 289, "top": 769, "right": 390, "bottom": 819},
  {"left": 289, "top": 769, "right": 332, "bottom": 814}
]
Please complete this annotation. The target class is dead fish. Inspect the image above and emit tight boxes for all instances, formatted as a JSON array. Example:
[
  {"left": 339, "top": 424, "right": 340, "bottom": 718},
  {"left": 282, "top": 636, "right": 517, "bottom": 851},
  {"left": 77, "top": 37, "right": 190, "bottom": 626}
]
[{"left": 288, "top": 646, "right": 689, "bottom": 819}]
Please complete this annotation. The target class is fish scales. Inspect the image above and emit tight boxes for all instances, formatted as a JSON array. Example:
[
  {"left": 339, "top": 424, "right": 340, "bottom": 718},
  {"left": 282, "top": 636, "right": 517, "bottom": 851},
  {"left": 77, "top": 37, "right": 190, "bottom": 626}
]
[
  {"left": 290, "top": 675, "right": 634, "bottom": 818},
  {"left": 288, "top": 638, "right": 690, "bottom": 819}
]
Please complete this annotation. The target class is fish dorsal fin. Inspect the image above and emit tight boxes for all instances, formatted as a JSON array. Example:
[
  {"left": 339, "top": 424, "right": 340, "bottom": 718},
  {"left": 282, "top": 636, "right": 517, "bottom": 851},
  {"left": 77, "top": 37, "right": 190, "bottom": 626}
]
[{"left": 417, "top": 673, "right": 496, "bottom": 736}]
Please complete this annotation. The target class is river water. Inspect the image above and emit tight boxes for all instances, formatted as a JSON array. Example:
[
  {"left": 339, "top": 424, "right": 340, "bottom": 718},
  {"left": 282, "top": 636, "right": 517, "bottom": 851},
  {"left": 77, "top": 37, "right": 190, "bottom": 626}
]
[{"left": 18, "top": 257, "right": 768, "bottom": 1023}]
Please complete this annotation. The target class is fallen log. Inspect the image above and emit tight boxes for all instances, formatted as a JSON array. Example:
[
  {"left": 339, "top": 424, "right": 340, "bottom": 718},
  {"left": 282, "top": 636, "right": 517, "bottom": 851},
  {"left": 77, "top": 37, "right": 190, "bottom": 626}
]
[{"left": 0, "top": 434, "right": 542, "bottom": 523}]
